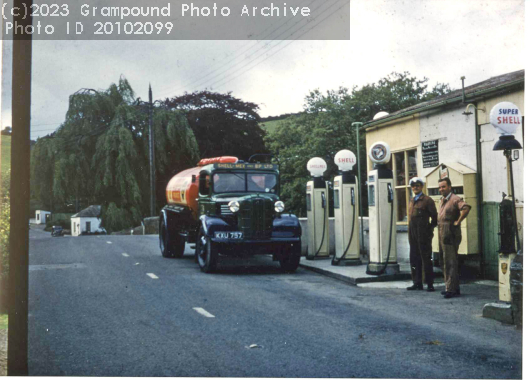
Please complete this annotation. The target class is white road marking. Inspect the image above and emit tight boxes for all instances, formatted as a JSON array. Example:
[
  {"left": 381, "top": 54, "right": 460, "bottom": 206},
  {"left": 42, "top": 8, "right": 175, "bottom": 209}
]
[
  {"left": 193, "top": 307, "right": 215, "bottom": 318},
  {"left": 146, "top": 273, "right": 159, "bottom": 279},
  {"left": 122, "top": 253, "right": 130, "bottom": 257},
  {"left": 106, "top": 241, "right": 112, "bottom": 244}
]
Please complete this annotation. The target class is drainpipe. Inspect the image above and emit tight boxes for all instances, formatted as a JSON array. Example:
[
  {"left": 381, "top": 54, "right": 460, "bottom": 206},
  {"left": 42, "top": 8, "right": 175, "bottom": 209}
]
[
  {"left": 461, "top": 76, "right": 466, "bottom": 103},
  {"left": 473, "top": 102, "right": 485, "bottom": 279}
]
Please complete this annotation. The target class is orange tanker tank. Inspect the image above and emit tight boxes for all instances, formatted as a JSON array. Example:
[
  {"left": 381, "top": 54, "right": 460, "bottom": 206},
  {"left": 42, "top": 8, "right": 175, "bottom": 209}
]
[{"left": 165, "top": 157, "right": 239, "bottom": 216}]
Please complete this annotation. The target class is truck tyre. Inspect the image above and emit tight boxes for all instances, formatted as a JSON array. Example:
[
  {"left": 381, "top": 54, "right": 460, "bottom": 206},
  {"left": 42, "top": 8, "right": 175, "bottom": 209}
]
[
  {"left": 196, "top": 229, "right": 218, "bottom": 273},
  {"left": 279, "top": 242, "right": 301, "bottom": 273},
  {"left": 159, "top": 217, "right": 185, "bottom": 258}
]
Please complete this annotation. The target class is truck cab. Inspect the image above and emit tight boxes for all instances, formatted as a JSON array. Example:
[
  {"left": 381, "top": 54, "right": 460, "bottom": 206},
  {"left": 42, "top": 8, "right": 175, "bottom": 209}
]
[{"left": 159, "top": 158, "right": 302, "bottom": 273}]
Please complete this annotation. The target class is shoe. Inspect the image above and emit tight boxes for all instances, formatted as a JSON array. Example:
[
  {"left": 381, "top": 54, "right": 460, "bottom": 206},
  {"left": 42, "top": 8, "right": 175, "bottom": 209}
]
[
  {"left": 406, "top": 284, "right": 423, "bottom": 290},
  {"left": 441, "top": 289, "right": 460, "bottom": 295},
  {"left": 444, "top": 291, "right": 460, "bottom": 299},
  {"left": 426, "top": 285, "right": 435, "bottom": 292}
]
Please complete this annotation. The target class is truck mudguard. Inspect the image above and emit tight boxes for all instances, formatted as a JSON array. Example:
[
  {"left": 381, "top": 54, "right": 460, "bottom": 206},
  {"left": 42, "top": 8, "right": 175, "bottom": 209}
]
[
  {"left": 272, "top": 213, "right": 302, "bottom": 238},
  {"left": 199, "top": 214, "right": 233, "bottom": 237}
]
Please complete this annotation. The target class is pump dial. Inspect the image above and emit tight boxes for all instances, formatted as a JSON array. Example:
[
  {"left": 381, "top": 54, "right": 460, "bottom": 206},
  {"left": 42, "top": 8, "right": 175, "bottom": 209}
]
[
  {"left": 369, "top": 141, "right": 391, "bottom": 164},
  {"left": 307, "top": 157, "right": 327, "bottom": 177}
]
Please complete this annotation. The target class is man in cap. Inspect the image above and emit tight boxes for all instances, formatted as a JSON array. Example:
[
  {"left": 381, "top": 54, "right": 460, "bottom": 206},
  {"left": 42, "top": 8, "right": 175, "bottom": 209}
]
[
  {"left": 407, "top": 177, "right": 438, "bottom": 291},
  {"left": 437, "top": 177, "right": 471, "bottom": 299}
]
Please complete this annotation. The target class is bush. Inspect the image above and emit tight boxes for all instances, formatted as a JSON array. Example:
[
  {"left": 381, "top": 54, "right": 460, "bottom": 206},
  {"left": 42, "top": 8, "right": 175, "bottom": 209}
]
[
  {"left": 0, "top": 170, "right": 10, "bottom": 312},
  {"left": 101, "top": 203, "right": 141, "bottom": 233},
  {"left": 45, "top": 218, "right": 70, "bottom": 230},
  {"left": 0, "top": 170, "right": 10, "bottom": 281}
]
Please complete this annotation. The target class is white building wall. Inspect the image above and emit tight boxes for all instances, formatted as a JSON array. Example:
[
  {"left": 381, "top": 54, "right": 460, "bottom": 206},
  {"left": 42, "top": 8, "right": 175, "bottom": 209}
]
[
  {"left": 35, "top": 210, "right": 51, "bottom": 225},
  {"left": 480, "top": 124, "right": 524, "bottom": 203},
  {"left": 477, "top": 90, "right": 524, "bottom": 203},
  {"left": 71, "top": 217, "right": 101, "bottom": 236},
  {"left": 418, "top": 105, "right": 478, "bottom": 179}
]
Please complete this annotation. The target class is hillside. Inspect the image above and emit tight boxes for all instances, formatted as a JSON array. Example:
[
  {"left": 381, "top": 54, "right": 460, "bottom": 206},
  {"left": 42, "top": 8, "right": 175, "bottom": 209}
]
[{"left": 260, "top": 112, "right": 303, "bottom": 134}]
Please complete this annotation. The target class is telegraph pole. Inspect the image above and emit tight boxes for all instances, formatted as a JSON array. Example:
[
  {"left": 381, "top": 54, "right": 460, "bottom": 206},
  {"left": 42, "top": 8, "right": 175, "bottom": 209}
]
[
  {"left": 8, "top": 0, "right": 32, "bottom": 375},
  {"left": 148, "top": 84, "right": 155, "bottom": 216}
]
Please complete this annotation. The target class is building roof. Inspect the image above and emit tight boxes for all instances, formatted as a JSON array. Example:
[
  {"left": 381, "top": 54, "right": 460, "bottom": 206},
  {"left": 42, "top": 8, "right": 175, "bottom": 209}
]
[
  {"left": 425, "top": 162, "right": 476, "bottom": 178},
  {"left": 71, "top": 205, "right": 101, "bottom": 218},
  {"left": 364, "top": 69, "right": 524, "bottom": 129}
]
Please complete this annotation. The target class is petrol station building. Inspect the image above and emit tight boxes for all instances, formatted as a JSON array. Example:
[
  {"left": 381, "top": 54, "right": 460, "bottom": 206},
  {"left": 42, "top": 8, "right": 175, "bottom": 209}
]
[{"left": 362, "top": 69, "right": 524, "bottom": 280}]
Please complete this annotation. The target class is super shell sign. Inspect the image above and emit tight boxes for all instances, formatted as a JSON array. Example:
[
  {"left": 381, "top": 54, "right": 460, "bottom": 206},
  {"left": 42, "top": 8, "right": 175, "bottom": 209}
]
[{"left": 490, "top": 102, "right": 522, "bottom": 135}]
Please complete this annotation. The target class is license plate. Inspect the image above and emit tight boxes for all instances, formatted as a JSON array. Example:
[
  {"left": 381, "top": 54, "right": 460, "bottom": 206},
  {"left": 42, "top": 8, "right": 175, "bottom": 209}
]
[{"left": 215, "top": 231, "right": 243, "bottom": 239}]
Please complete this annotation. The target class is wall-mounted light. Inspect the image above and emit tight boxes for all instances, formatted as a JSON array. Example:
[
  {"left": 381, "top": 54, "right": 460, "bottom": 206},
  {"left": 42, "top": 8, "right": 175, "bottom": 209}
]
[{"left": 462, "top": 103, "right": 486, "bottom": 116}]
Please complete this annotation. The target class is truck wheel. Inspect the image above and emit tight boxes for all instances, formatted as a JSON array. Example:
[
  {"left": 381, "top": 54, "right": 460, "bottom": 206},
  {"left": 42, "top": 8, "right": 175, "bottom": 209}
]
[
  {"left": 196, "top": 229, "right": 218, "bottom": 273},
  {"left": 159, "top": 217, "right": 185, "bottom": 258},
  {"left": 279, "top": 243, "right": 301, "bottom": 273}
]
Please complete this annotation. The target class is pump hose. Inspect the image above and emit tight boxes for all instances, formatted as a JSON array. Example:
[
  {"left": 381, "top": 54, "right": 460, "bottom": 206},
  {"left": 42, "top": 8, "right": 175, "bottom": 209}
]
[
  {"left": 366, "top": 197, "right": 394, "bottom": 275},
  {"left": 310, "top": 195, "right": 327, "bottom": 259},
  {"left": 332, "top": 203, "right": 355, "bottom": 266}
]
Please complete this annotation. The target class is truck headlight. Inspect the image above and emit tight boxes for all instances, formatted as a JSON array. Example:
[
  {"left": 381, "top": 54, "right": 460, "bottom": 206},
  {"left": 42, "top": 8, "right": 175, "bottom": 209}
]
[
  {"left": 228, "top": 201, "right": 240, "bottom": 213},
  {"left": 274, "top": 201, "right": 285, "bottom": 213}
]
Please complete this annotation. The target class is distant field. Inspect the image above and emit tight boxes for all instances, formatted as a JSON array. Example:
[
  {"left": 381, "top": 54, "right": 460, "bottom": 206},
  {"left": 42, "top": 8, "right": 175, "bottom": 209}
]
[
  {"left": 0, "top": 315, "right": 6, "bottom": 330},
  {"left": 260, "top": 119, "right": 286, "bottom": 134},
  {"left": 1, "top": 136, "right": 10, "bottom": 177}
]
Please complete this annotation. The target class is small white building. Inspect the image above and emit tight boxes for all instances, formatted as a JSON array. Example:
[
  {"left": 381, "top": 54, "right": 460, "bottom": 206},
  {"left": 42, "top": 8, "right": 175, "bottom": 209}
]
[
  {"left": 35, "top": 210, "right": 51, "bottom": 225},
  {"left": 71, "top": 205, "right": 102, "bottom": 237}
]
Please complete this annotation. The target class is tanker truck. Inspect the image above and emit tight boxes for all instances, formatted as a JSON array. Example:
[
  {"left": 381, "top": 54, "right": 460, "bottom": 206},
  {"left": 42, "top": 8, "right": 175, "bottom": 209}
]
[{"left": 159, "top": 156, "right": 302, "bottom": 273}]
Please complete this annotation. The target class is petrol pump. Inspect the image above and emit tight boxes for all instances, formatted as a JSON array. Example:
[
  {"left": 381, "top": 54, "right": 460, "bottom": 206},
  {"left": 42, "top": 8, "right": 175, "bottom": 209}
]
[
  {"left": 306, "top": 157, "right": 330, "bottom": 259},
  {"left": 490, "top": 101, "right": 523, "bottom": 302},
  {"left": 332, "top": 150, "right": 361, "bottom": 266},
  {"left": 366, "top": 141, "right": 400, "bottom": 275}
]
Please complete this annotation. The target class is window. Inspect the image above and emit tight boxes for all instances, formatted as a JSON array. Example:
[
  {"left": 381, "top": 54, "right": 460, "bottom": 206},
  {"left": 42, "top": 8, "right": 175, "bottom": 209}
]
[
  {"left": 333, "top": 190, "right": 340, "bottom": 209},
  {"left": 86, "top": 221, "right": 91, "bottom": 232},
  {"left": 213, "top": 172, "right": 278, "bottom": 194},
  {"left": 391, "top": 148, "right": 418, "bottom": 224},
  {"left": 37, "top": 214, "right": 40, "bottom": 221}
]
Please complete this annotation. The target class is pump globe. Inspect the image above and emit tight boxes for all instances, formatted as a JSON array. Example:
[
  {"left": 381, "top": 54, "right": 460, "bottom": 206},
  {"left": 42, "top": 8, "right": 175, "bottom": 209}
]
[
  {"left": 369, "top": 141, "right": 391, "bottom": 165},
  {"left": 373, "top": 111, "right": 389, "bottom": 120},
  {"left": 334, "top": 149, "right": 356, "bottom": 171},
  {"left": 490, "top": 101, "right": 521, "bottom": 136},
  {"left": 307, "top": 157, "right": 327, "bottom": 177}
]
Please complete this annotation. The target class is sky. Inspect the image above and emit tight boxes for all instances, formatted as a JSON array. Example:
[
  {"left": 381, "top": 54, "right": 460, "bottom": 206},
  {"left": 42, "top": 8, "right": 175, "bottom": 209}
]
[{"left": 0, "top": 0, "right": 526, "bottom": 140}]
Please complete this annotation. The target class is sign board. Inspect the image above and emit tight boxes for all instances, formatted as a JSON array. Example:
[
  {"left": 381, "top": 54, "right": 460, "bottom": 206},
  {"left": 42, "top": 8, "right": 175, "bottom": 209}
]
[
  {"left": 422, "top": 140, "right": 439, "bottom": 168},
  {"left": 490, "top": 102, "right": 521, "bottom": 135},
  {"left": 213, "top": 163, "right": 278, "bottom": 170}
]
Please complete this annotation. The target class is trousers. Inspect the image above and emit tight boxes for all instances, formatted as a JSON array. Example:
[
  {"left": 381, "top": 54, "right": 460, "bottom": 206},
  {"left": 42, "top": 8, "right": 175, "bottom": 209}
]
[
  {"left": 438, "top": 222, "right": 462, "bottom": 292},
  {"left": 409, "top": 236, "right": 434, "bottom": 286}
]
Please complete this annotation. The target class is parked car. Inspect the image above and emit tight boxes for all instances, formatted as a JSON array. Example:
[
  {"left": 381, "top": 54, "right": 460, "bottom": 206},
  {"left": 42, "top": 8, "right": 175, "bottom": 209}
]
[{"left": 51, "top": 226, "right": 64, "bottom": 237}]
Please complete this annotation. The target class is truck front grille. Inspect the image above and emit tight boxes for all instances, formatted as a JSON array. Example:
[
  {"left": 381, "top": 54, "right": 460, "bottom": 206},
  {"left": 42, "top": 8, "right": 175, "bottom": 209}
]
[
  {"left": 218, "top": 203, "right": 232, "bottom": 215},
  {"left": 240, "top": 198, "right": 273, "bottom": 239}
]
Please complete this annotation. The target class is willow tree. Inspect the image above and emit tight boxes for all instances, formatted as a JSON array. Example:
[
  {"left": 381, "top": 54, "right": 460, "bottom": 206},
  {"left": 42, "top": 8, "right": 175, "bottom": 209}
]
[{"left": 31, "top": 77, "right": 199, "bottom": 231}]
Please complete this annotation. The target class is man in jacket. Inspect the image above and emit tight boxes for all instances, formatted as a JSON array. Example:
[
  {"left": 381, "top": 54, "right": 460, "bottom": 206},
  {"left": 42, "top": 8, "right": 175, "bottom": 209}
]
[
  {"left": 438, "top": 177, "right": 471, "bottom": 299},
  {"left": 407, "top": 177, "right": 438, "bottom": 291}
]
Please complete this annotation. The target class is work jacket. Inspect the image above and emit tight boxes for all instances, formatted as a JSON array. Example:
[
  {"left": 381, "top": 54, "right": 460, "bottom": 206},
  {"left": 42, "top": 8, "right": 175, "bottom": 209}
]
[{"left": 408, "top": 193, "right": 438, "bottom": 248}]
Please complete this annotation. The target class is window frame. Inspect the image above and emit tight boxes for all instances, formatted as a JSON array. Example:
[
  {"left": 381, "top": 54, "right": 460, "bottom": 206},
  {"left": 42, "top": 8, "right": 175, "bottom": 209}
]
[{"left": 391, "top": 147, "right": 419, "bottom": 225}]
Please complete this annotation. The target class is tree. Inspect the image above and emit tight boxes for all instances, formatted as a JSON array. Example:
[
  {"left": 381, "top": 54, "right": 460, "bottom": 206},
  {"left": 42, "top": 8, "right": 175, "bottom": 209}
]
[
  {"left": 266, "top": 72, "right": 451, "bottom": 216},
  {"left": 0, "top": 169, "right": 10, "bottom": 311},
  {"left": 30, "top": 77, "right": 200, "bottom": 231},
  {"left": 164, "top": 91, "right": 268, "bottom": 161}
]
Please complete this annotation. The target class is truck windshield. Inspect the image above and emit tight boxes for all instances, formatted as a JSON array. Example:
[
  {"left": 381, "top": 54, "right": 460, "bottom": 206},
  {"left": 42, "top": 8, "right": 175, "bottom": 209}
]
[{"left": 213, "top": 173, "right": 277, "bottom": 194}]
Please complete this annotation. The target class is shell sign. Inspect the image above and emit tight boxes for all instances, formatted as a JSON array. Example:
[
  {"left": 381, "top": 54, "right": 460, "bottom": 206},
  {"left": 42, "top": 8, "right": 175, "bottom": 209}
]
[
  {"left": 306, "top": 157, "right": 327, "bottom": 177},
  {"left": 490, "top": 102, "right": 521, "bottom": 135}
]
